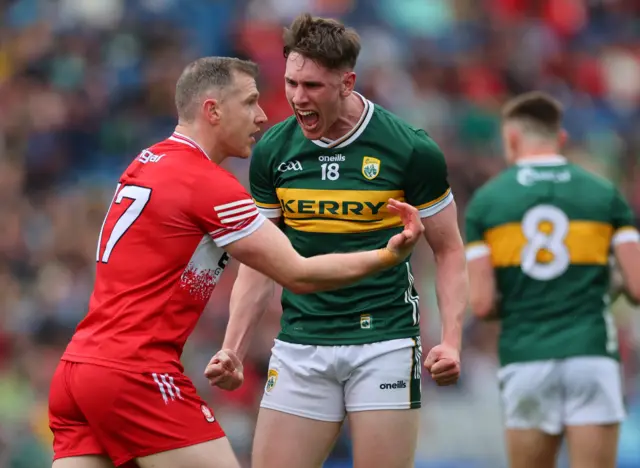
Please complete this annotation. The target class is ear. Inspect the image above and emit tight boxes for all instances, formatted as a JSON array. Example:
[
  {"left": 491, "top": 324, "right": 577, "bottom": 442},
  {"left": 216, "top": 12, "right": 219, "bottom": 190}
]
[
  {"left": 341, "top": 71, "right": 356, "bottom": 97},
  {"left": 558, "top": 128, "right": 568, "bottom": 148},
  {"left": 503, "top": 123, "right": 519, "bottom": 155},
  {"left": 202, "top": 98, "right": 221, "bottom": 125}
]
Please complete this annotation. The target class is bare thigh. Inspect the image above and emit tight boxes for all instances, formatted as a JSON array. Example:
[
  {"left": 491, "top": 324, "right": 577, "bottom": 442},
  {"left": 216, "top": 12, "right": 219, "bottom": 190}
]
[
  {"left": 52, "top": 456, "right": 114, "bottom": 468},
  {"left": 136, "top": 438, "right": 240, "bottom": 468},
  {"left": 506, "top": 429, "right": 563, "bottom": 468},
  {"left": 565, "top": 424, "right": 619, "bottom": 468},
  {"left": 348, "top": 409, "right": 419, "bottom": 468},
  {"left": 252, "top": 408, "right": 342, "bottom": 468}
]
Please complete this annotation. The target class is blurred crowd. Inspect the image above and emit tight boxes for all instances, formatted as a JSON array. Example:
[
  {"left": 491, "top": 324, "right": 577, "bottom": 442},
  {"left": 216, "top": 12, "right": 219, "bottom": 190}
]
[{"left": 1, "top": 0, "right": 640, "bottom": 467}]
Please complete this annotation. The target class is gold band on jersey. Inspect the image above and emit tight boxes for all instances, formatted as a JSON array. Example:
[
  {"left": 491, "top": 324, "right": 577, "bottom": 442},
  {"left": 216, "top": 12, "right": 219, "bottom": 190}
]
[
  {"left": 414, "top": 188, "right": 452, "bottom": 211},
  {"left": 254, "top": 200, "right": 281, "bottom": 209},
  {"left": 485, "top": 220, "right": 613, "bottom": 267},
  {"left": 276, "top": 187, "right": 405, "bottom": 234}
]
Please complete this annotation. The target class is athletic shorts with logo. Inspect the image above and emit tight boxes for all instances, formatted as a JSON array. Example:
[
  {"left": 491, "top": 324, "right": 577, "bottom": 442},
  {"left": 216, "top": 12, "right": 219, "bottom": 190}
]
[
  {"left": 498, "top": 356, "right": 625, "bottom": 435},
  {"left": 260, "top": 337, "right": 422, "bottom": 422},
  {"left": 49, "top": 360, "right": 224, "bottom": 467}
]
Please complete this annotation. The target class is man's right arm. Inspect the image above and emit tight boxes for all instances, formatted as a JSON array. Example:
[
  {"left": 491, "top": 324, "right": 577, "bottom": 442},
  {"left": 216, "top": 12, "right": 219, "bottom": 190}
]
[
  {"left": 220, "top": 137, "right": 279, "bottom": 361},
  {"left": 223, "top": 218, "right": 278, "bottom": 361},
  {"left": 464, "top": 190, "right": 499, "bottom": 320}
]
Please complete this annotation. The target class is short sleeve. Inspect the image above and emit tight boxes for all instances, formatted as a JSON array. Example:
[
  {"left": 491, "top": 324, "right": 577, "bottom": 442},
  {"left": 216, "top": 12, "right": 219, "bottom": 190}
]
[
  {"left": 249, "top": 141, "right": 281, "bottom": 219},
  {"left": 191, "top": 169, "right": 265, "bottom": 248},
  {"left": 611, "top": 189, "right": 639, "bottom": 246},
  {"left": 464, "top": 192, "right": 491, "bottom": 261},
  {"left": 404, "top": 130, "right": 453, "bottom": 218}
]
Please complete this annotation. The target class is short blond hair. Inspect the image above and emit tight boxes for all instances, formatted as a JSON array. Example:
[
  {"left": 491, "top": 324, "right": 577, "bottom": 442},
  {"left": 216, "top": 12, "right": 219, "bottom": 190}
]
[{"left": 175, "top": 57, "right": 259, "bottom": 121}]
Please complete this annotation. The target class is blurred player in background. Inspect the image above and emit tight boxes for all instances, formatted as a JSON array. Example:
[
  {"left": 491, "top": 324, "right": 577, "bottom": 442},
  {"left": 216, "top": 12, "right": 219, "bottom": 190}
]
[
  {"left": 465, "top": 91, "right": 640, "bottom": 468},
  {"left": 47, "top": 56, "right": 425, "bottom": 468},
  {"left": 206, "top": 14, "right": 468, "bottom": 468}
]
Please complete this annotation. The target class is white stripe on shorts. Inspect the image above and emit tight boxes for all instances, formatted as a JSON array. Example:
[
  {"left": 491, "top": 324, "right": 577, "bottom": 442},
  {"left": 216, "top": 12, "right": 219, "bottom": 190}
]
[{"left": 152, "top": 373, "right": 184, "bottom": 404}]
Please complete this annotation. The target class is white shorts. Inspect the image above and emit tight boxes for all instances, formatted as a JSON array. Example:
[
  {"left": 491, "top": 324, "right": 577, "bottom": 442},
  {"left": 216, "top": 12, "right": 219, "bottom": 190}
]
[
  {"left": 260, "top": 337, "right": 422, "bottom": 422},
  {"left": 497, "top": 356, "right": 626, "bottom": 435}
]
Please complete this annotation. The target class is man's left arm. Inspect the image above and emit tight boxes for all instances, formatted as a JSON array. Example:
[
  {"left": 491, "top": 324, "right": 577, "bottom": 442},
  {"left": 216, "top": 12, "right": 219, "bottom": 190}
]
[
  {"left": 422, "top": 202, "right": 467, "bottom": 352},
  {"left": 404, "top": 131, "right": 467, "bottom": 384}
]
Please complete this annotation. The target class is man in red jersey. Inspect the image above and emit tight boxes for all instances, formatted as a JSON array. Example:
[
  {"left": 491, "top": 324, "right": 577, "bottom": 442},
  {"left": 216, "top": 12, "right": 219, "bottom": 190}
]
[{"left": 48, "top": 56, "right": 424, "bottom": 468}]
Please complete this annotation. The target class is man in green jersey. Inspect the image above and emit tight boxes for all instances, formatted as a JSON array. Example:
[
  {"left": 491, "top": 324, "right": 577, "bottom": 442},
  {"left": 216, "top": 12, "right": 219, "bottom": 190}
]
[
  {"left": 465, "top": 91, "right": 640, "bottom": 468},
  {"left": 204, "top": 13, "right": 468, "bottom": 468}
]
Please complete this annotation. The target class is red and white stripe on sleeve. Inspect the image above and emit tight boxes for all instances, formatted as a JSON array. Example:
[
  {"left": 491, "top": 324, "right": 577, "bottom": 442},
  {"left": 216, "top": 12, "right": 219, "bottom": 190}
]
[{"left": 210, "top": 198, "right": 265, "bottom": 247}]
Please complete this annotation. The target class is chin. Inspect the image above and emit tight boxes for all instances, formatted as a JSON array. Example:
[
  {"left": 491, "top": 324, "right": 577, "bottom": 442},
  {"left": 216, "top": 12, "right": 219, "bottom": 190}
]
[
  {"left": 300, "top": 126, "right": 323, "bottom": 141},
  {"left": 238, "top": 147, "right": 252, "bottom": 158}
]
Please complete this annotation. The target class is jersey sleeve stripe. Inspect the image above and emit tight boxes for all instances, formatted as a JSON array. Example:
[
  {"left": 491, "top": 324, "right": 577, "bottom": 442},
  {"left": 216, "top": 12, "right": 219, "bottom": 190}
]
[
  {"left": 257, "top": 207, "right": 282, "bottom": 219},
  {"left": 465, "top": 242, "right": 491, "bottom": 261},
  {"left": 212, "top": 218, "right": 252, "bottom": 235},
  {"left": 612, "top": 226, "right": 640, "bottom": 245},
  {"left": 217, "top": 204, "right": 256, "bottom": 217},
  {"left": 254, "top": 200, "right": 281, "bottom": 209},
  {"left": 418, "top": 190, "right": 453, "bottom": 218},
  {"left": 414, "top": 188, "right": 452, "bottom": 211},
  {"left": 220, "top": 209, "right": 259, "bottom": 224},
  {"left": 214, "top": 214, "right": 266, "bottom": 247},
  {"left": 214, "top": 199, "right": 255, "bottom": 211}
]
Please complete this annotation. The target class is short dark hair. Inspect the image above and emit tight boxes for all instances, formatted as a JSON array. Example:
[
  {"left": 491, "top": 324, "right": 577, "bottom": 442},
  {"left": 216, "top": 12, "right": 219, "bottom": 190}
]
[
  {"left": 283, "top": 13, "right": 361, "bottom": 71},
  {"left": 175, "top": 57, "right": 259, "bottom": 121},
  {"left": 502, "top": 91, "right": 564, "bottom": 136}
]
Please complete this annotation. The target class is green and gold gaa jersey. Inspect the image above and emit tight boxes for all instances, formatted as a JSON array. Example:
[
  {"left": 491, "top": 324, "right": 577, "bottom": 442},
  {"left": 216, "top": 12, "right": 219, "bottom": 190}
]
[
  {"left": 250, "top": 94, "right": 452, "bottom": 345},
  {"left": 465, "top": 155, "right": 640, "bottom": 366}
]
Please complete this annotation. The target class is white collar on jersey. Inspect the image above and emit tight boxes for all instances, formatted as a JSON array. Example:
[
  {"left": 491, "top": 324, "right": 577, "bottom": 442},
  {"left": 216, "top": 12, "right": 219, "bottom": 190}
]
[
  {"left": 310, "top": 92, "right": 375, "bottom": 149},
  {"left": 516, "top": 154, "right": 567, "bottom": 166},
  {"left": 168, "top": 132, "right": 212, "bottom": 160}
]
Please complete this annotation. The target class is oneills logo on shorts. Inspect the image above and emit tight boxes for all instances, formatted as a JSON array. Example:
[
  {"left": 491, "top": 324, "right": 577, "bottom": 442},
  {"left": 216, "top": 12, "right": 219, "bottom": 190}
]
[
  {"left": 201, "top": 404, "right": 215, "bottom": 423},
  {"left": 265, "top": 369, "right": 278, "bottom": 393}
]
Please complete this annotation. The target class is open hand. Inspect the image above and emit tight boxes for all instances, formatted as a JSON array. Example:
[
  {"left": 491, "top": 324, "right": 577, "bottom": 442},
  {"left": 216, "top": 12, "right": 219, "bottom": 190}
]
[{"left": 385, "top": 199, "right": 424, "bottom": 263}]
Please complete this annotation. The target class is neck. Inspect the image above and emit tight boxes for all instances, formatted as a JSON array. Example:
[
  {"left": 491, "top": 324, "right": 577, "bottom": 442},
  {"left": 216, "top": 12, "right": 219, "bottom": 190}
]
[
  {"left": 516, "top": 148, "right": 561, "bottom": 162},
  {"left": 323, "top": 92, "right": 365, "bottom": 141},
  {"left": 174, "top": 122, "right": 227, "bottom": 164},
  {"left": 514, "top": 139, "right": 562, "bottom": 162}
]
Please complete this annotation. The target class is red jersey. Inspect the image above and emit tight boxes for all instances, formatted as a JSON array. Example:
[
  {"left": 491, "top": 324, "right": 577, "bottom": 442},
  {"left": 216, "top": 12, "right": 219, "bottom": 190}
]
[{"left": 62, "top": 132, "right": 264, "bottom": 373}]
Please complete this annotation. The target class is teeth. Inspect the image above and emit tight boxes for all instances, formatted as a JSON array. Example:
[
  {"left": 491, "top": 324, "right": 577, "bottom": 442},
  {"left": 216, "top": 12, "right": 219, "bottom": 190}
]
[{"left": 298, "top": 110, "right": 316, "bottom": 116}]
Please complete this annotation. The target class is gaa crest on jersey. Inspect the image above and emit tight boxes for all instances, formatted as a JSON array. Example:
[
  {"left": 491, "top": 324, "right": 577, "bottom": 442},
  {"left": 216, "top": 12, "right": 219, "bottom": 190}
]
[
  {"left": 201, "top": 404, "right": 215, "bottom": 423},
  {"left": 360, "top": 314, "right": 372, "bottom": 329},
  {"left": 265, "top": 369, "right": 278, "bottom": 393},
  {"left": 362, "top": 156, "right": 380, "bottom": 180}
]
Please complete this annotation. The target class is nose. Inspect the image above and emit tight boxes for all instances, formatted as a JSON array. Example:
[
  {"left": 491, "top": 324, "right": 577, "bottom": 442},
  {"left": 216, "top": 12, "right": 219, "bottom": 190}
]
[
  {"left": 255, "top": 104, "right": 267, "bottom": 124},
  {"left": 292, "top": 86, "right": 308, "bottom": 107}
]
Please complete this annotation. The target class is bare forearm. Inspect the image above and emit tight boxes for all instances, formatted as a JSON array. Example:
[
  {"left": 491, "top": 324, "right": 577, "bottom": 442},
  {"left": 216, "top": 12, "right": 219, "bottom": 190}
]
[
  {"left": 434, "top": 247, "right": 468, "bottom": 350},
  {"left": 223, "top": 265, "right": 274, "bottom": 361},
  {"left": 292, "top": 249, "right": 394, "bottom": 294}
]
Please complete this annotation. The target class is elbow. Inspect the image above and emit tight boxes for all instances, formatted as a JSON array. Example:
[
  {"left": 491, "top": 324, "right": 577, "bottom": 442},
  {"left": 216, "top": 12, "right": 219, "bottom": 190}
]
[
  {"left": 284, "top": 281, "right": 315, "bottom": 295},
  {"left": 434, "top": 243, "right": 466, "bottom": 265},
  {"left": 279, "top": 258, "right": 316, "bottom": 295},
  {"left": 256, "top": 279, "right": 276, "bottom": 302},
  {"left": 470, "top": 295, "right": 495, "bottom": 320},
  {"left": 626, "top": 284, "right": 640, "bottom": 305}
]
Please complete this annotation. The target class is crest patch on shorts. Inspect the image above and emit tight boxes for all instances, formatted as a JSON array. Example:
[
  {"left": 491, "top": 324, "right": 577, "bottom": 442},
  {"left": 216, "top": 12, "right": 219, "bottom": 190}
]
[
  {"left": 201, "top": 404, "right": 215, "bottom": 423},
  {"left": 265, "top": 369, "right": 278, "bottom": 393}
]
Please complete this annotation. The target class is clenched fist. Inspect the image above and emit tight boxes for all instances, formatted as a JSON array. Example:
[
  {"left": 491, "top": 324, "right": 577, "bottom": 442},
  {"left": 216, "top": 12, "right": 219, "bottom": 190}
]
[
  {"left": 204, "top": 349, "right": 244, "bottom": 391},
  {"left": 424, "top": 343, "right": 460, "bottom": 386}
]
